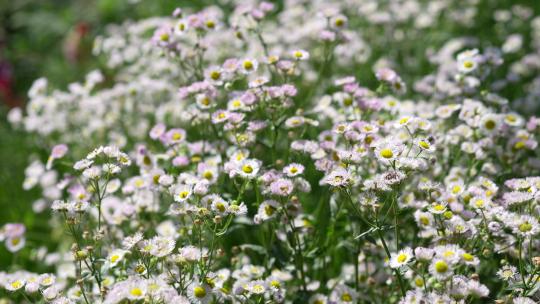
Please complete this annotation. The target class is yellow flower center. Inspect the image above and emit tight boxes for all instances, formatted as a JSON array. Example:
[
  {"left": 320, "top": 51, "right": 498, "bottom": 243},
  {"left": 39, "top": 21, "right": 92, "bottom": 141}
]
[
  {"left": 514, "top": 141, "right": 525, "bottom": 149},
  {"left": 252, "top": 284, "right": 265, "bottom": 293},
  {"left": 200, "top": 97, "right": 211, "bottom": 106},
  {"left": 519, "top": 222, "right": 532, "bottom": 233},
  {"left": 335, "top": 18, "right": 345, "bottom": 27},
  {"left": 484, "top": 120, "right": 496, "bottom": 130},
  {"left": 433, "top": 204, "right": 445, "bottom": 211},
  {"left": 135, "top": 264, "right": 146, "bottom": 274},
  {"left": 130, "top": 287, "right": 143, "bottom": 297},
  {"left": 463, "top": 61, "right": 474, "bottom": 69},
  {"left": 243, "top": 60, "right": 254, "bottom": 70},
  {"left": 434, "top": 260, "right": 448, "bottom": 273},
  {"left": 110, "top": 255, "right": 120, "bottom": 263},
  {"left": 210, "top": 71, "right": 221, "bottom": 80},
  {"left": 242, "top": 165, "right": 253, "bottom": 174},
  {"left": 380, "top": 148, "right": 394, "bottom": 159},
  {"left": 443, "top": 250, "right": 455, "bottom": 258},
  {"left": 206, "top": 20, "right": 216, "bottom": 29},
  {"left": 341, "top": 293, "right": 352, "bottom": 302},
  {"left": 203, "top": 171, "right": 213, "bottom": 180},
  {"left": 216, "top": 202, "right": 226, "bottom": 212},
  {"left": 194, "top": 286, "right": 206, "bottom": 298},
  {"left": 419, "top": 141, "right": 430, "bottom": 149},
  {"left": 172, "top": 132, "right": 183, "bottom": 141},
  {"left": 265, "top": 204, "right": 275, "bottom": 216},
  {"left": 397, "top": 253, "right": 408, "bottom": 263},
  {"left": 232, "top": 100, "right": 242, "bottom": 108},
  {"left": 462, "top": 253, "right": 474, "bottom": 261},
  {"left": 11, "top": 280, "right": 22, "bottom": 289},
  {"left": 160, "top": 33, "right": 169, "bottom": 41},
  {"left": 475, "top": 199, "right": 484, "bottom": 208}
]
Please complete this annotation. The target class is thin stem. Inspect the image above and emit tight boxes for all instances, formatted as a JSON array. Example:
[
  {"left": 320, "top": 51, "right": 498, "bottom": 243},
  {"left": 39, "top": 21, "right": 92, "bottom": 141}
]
[
  {"left": 282, "top": 207, "right": 307, "bottom": 292},
  {"left": 376, "top": 225, "right": 406, "bottom": 297},
  {"left": 517, "top": 238, "right": 529, "bottom": 291}
]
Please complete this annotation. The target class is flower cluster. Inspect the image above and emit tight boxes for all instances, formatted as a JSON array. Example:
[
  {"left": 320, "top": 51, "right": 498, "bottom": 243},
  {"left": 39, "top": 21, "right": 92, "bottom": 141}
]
[{"left": 4, "top": 1, "right": 540, "bottom": 303}]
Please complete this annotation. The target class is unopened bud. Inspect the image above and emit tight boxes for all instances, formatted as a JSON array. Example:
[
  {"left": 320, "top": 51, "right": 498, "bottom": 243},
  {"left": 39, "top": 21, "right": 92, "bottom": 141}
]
[
  {"left": 75, "top": 250, "right": 88, "bottom": 260},
  {"left": 532, "top": 256, "right": 540, "bottom": 267},
  {"left": 135, "top": 264, "right": 146, "bottom": 274},
  {"left": 66, "top": 217, "right": 76, "bottom": 225}
]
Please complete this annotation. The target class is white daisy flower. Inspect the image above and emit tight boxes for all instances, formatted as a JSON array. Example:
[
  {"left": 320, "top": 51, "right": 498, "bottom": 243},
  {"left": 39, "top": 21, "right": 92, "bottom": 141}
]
[
  {"left": 496, "top": 265, "right": 518, "bottom": 281},
  {"left": 236, "top": 159, "right": 261, "bottom": 179},
  {"left": 254, "top": 200, "right": 279, "bottom": 223},
  {"left": 148, "top": 236, "right": 175, "bottom": 258},
  {"left": 389, "top": 247, "right": 414, "bottom": 269},
  {"left": 479, "top": 113, "right": 501, "bottom": 134},
  {"left": 5, "top": 278, "right": 25, "bottom": 291},
  {"left": 374, "top": 139, "right": 404, "bottom": 163},
  {"left": 174, "top": 19, "right": 189, "bottom": 35},
  {"left": 187, "top": 282, "right": 212, "bottom": 304},
  {"left": 107, "top": 249, "right": 128, "bottom": 267},
  {"left": 291, "top": 49, "right": 310, "bottom": 61},
  {"left": 429, "top": 259, "right": 453, "bottom": 280},
  {"left": 283, "top": 163, "right": 305, "bottom": 177},
  {"left": 240, "top": 58, "right": 258, "bottom": 74},
  {"left": 416, "top": 138, "right": 435, "bottom": 153},
  {"left": 173, "top": 184, "right": 193, "bottom": 202},
  {"left": 428, "top": 201, "right": 447, "bottom": 214}
]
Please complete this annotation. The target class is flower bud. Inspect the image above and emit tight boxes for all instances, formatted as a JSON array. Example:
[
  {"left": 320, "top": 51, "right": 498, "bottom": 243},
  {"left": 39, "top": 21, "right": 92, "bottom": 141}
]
[{"left": 75, "top": 250, "right": 88, "bottom": 260}]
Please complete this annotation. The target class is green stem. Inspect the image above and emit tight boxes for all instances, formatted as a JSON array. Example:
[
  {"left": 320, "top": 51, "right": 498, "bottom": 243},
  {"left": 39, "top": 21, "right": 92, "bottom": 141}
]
[{"left": 376, "top": 226, "right": 406, "bottom": 297}]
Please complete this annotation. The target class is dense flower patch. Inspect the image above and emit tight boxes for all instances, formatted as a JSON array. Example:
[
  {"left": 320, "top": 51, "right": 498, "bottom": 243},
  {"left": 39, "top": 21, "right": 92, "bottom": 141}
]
[{"left": 2, "top": 1, "right": 540, "bottom": 303}]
